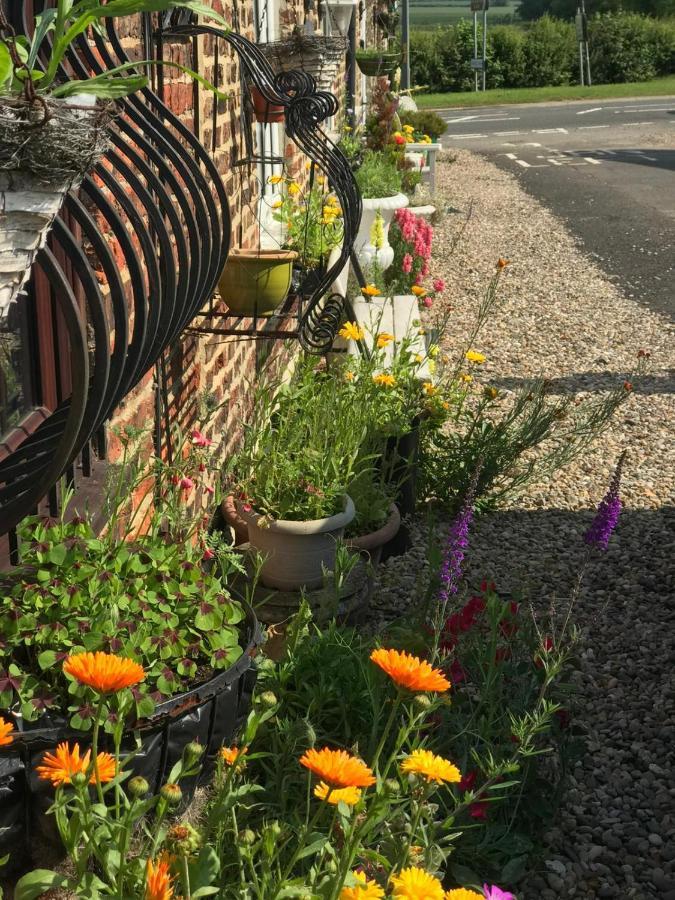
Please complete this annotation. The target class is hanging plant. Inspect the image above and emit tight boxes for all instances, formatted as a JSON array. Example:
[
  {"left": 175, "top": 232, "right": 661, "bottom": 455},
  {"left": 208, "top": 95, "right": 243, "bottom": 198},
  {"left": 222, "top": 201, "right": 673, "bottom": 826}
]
[
  {"left": 0, "top": 0, "right": 227, "bottom": 317},
  {"left": 355, "top": 47, "right": 402, "bottom": 78},
  {"left": 259, "top": 28, "right": 348, "bottom": 93}
]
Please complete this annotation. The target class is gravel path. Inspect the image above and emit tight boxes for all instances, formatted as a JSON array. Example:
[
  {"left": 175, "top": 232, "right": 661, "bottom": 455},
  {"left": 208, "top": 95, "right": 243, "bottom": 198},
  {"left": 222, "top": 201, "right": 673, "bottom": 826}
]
[{"left": 376, "top": 150, "right": 675, "bottom": 899}]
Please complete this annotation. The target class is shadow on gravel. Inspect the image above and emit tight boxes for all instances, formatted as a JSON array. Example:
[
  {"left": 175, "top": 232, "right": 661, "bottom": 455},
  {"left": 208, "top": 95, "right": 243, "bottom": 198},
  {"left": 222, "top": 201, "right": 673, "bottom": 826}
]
[{"left": 488, "top": 371, "right": 675, "bottom": 395}]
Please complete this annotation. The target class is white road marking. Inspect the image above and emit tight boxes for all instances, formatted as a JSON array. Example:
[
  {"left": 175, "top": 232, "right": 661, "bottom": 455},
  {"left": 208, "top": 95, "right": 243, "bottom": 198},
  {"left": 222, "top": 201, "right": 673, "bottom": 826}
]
[
  {"left": 522, "top": 142, "right": 543, "bottom": 147},
  {"left": 494, "top": 130, "right": 522, "bottom": 135},
  {"left": 583, "top": 157, "right": 602, "bottom": 164},
  {"left": 577, "top": 107, "right": 603, "bottom": 115},
  {"left": 578, "top": 124, "right": 610, "bottom": 130},
  {"left": 618, "top": 106, "right": 673, "bottom": 112},
  {"left": 442, "top": 114, "right": 481, "bottom": 123},
  {"left": 448, "top": 133, "right": 487, "bottom": 139},
  {"left": 534, "top": 128, "right": 569, "bottom": 134},
  {"left": 501, "top": 153, "right": 518, "bottom": 159},
  {"left": 515, "top": 159, "right": 549, "bottom": 168}
]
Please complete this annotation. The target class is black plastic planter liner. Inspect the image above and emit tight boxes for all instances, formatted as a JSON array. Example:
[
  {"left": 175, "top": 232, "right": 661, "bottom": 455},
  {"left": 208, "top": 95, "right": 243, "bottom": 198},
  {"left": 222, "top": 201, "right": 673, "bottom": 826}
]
[{"left": 0, "top": 605, "right": 262, "bottom": 863}]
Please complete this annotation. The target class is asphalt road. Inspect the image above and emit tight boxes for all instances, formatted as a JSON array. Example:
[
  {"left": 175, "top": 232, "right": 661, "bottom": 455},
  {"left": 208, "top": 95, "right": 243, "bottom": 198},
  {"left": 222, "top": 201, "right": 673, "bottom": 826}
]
[{"left": 437, "top": 97, "right": 675, "bottom": 319}]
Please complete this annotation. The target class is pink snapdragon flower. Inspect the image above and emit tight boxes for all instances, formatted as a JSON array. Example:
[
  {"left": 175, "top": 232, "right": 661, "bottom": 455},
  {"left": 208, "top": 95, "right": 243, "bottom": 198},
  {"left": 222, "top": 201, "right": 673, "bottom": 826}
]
[
  {"left": 179, "top": 477, "right": 194, "bottom": 491},
  {"left": 423, "top": 296, "right": 433, "bottom": 308},
  {"left": 433, "top": 277, "right": 445, "bottom": 293},
  {"left": 402, "top": 253, "right": 413, "bottom": 273}
]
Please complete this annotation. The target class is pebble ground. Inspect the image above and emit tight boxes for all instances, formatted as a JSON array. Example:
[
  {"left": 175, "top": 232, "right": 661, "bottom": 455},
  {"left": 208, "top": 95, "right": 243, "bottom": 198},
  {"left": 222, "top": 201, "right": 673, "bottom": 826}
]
[{"left": 375, "top": 149, "right": 675, "bottom": 899}]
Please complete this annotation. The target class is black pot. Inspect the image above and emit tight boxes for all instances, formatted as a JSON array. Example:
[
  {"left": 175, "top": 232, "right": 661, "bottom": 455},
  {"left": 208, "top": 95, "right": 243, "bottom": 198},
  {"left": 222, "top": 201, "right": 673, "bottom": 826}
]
[
  {"left": 355, "top": 51, "right": 401, "bottom": 77},
  {"left": 0, "top": 604, "right": 262, "bottom": 866},
  {"left": 380, "top": 419, "right": 420, "bottom": 560}
]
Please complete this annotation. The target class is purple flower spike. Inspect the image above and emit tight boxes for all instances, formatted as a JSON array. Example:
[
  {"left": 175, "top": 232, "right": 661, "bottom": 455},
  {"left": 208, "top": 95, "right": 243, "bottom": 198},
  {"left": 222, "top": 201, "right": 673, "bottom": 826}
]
[
  {"left": 484, "top": 886, "right": 515, "bottom": 900},
  {"left": 438, "top": 468, "right": 480, "bottom": 603},
  {"left": 583, "top": 452, "right": 626, "bottom": 551}
]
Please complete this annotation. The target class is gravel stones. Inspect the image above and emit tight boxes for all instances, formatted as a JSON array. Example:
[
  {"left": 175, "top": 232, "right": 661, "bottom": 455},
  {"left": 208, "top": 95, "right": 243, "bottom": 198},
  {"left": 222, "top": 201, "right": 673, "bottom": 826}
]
[{"left": 371, "top": 149, "right": 675, "bottom": 899}]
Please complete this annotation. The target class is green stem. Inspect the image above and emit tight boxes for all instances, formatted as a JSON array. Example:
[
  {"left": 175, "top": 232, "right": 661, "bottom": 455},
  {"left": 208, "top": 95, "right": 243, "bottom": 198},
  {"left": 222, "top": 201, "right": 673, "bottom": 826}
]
[
  {"left": 181, "top": 855, "right": 191, "bottom": 900},
  {"left": 370, "top": 694, "right": 402, "bottom": 774},
  {"left": 90, "top": 694, "right": 106, "bottom": 805}
]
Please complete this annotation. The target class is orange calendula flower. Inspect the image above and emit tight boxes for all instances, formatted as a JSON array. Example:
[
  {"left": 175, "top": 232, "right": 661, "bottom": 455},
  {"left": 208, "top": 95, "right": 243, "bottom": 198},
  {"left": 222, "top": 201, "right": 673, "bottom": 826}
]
[
  {"left": 445, "top": 890, "right": 484, "bottom": 900},
  {"left": 401, "top": 749, "right": 461, "bottom": 785},
  {"left": 220, "top": 746, "right": 248, "bottom": 767},
  {"left": 299, "top": 746, "right": 375, "bottom": 788},
  {"left": 314, "top": 781, "right": 362, "bottom": 805},
  {"left": 63, "top": 651, "right": 145, "bottom": 694},
  {"left": 390, "top": 867, "right": 445, "bottom": 900},
  {"left": 0, "top": 716, "right": 14, "bottom": 747},
  {"left": 373, "top": 373, "right": 396, "bottom": 388},
  {"left": 496, "top": 258, "right": 510, "bottom": 269},
  {"left": 145, "top": 853, "right": 174, "bottom": 900},
  {"left": 411, "top": 285, "right": 426, "bottom": 297},
  {"left": 339, "top": 321, "right": 365, "bottom": 342},
  {"left": 36, "top": 742, "right": 116, "bottom": 787},
  {"left": 361, "top": 284, "right": 381, "bottom": 297},
  {"left": 376, "top": 332, "right": 395, "bottom": 349},
  {"left": 370, "top": 648, "right": 450, "bottom": 693},
  {"left": 341, "top": 871, "right": 385, "bottom": 899}
]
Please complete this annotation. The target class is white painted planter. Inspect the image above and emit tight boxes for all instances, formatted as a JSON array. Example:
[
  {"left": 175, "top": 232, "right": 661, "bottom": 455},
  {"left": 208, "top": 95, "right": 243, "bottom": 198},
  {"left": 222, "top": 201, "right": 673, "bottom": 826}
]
[
  {"left": 321, "top": 0, "right": 357, "bottom": 37},
  {"left": 239, "top": 496, "right": 356, "bottom": 591},
  {"left": 355, "top": 192, "right": 408, "bottom": 274},
  {"left": 348, "top": 294, "right": 431, "bottom": 379},
  {"left": 0, "top": 94, "right": 105, "bottom": 317}
]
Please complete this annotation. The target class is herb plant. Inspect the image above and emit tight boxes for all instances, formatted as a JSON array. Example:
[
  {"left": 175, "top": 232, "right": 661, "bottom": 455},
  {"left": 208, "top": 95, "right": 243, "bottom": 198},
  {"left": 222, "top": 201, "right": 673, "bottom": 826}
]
[
  {"left": 270, "top": 176, "right": 344, "bottom": 270},
  {"left": 354, "top": 149, "right": 403, "bottom": 199}
]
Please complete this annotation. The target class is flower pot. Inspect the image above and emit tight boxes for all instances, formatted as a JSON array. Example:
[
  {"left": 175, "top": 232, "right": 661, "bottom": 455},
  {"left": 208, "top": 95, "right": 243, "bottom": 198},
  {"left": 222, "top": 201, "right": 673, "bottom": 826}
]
[
  {"left": 0, "top": 604, "right": 262, "bottom": 865},
  {"left": 250, "top": 85, "right": 286, "bottom": 123},
  {"left": 238, "top": 496, "right": 356, "bottom": 591},
  {"left": 222, "top": 494, "right": 250, "bottom": 546},
  {"left": 346, "top": 503, "right": 401, "bottom": 567},
  {"left": 355, "top": 50, "right": 402, "bottom": 78},
  {"left": 260, "top": 35, "right": 347, "bottom": 92},
  {"left": 218, "top": 248, "right": 298, "bottom": 317},
  {"left": 0, "top": 95, "right": 111, "bottom": 317},
  {"left": 380, "top": 420, "right": 421, "bottom": 561},
  {"left": 321, "top": 0, "right": 357, "bottom": 37},
  {"left": 355, "top": 192, "right": 408, "bottom": 273}
]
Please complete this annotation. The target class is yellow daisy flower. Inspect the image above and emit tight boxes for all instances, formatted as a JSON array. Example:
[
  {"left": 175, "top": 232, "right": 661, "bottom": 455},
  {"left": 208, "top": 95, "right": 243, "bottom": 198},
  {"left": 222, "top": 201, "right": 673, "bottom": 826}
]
[
  {"left": 344, "top": 371, "right": 355, "bottom": 382},
  {"left": 465, "top": 350, "right": 486, "bottom": 364},
  {"left": 460, "top": 374, "right": 473, "bottom": 383},
  {"left": 314, "top": 781, "right": 362, "bottom": 805},
  {"left": 288, "top": 182, "right": 300, "bottom": 196},
  {"left": 339, "top": 321, "right": 365, "bottom": 342},
  {"left": 373, "top": 373, "right": 396, "bottom": 388},
  {"left": 400, "top": 749, "right": 461, "bottom": 784},
  {"left": 411, "top": 285, "right": 426, "bottom": 297},
  {"left": 341, "top": 871, "right": 385, "bottom": 899},
  {"left": 361, "top": 284, "right": 381, "bottom": 298},
  {"left": 376, "top": 332, "right": 395, "bottom": 349},
  {"left": 267, "top": 174, "right": 283, "bottom": 185},
  {"left": 445, "top": 890, "right": 484, "bottom": 900},
  {"left": 390, "top": 867, "right": 445, "bottom": 900},
  {"left": 422, "top": 382, "right": 436, "bottom": 396}
]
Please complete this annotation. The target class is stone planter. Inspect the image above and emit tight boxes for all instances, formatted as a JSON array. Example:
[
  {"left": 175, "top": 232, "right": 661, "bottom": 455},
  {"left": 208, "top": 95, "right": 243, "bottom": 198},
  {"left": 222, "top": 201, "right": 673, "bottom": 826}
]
[
  {"left": 0, "top": 95, "right": 111, "bottom": 317},
  {"left": 355, "top": 192, "right": 408, "bottom": 273},
  {"left": 346, "top": 503, "right": 401, "bottom": 567},
  {"left": 239, "top": 496, "right": 355, "bottom": 591}
]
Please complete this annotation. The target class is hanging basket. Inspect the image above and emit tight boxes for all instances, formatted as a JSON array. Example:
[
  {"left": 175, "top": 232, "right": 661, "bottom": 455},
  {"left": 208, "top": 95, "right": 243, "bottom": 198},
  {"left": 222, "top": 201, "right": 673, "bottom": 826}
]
[
  {"left": 259, "top": 33, "right": 348, "bottom": 93},
  {"left": 0, "top": 95, "right": 112, "bottom": 317},
  {"left": 355, "top": 49, "right": 402, "bottom": 77}
]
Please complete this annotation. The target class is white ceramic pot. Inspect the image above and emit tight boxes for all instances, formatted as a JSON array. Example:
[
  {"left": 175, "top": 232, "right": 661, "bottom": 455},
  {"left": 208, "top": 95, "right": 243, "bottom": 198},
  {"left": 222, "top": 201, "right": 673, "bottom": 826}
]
[
  {"left": 239, "top": 496, "right": 356, "bottom": 591},
  {"left": 321, "top": 0, "right": 357, "bottom": 37},
  {"left": 355, "top": 192, "right": 408, "bottom": 274}
]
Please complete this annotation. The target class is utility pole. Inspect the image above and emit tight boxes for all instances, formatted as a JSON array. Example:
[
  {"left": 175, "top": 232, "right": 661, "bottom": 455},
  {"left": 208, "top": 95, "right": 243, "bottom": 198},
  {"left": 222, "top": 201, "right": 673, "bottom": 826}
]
[
  {"left": 470, "top": 0, "right": 488, "bottom": 91},
  {"left": 401, "top": 0, "right": 410, "bottom": 89},
  {"left": 576, "top": 2, "right": 591, "bottom": 86}
]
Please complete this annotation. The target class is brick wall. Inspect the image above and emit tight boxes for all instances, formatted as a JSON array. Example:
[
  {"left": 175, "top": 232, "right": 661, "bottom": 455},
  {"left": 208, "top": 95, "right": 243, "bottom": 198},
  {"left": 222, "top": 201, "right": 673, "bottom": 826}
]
[{"left": 106, "top": 5, "right": 350, "bottom": 516}]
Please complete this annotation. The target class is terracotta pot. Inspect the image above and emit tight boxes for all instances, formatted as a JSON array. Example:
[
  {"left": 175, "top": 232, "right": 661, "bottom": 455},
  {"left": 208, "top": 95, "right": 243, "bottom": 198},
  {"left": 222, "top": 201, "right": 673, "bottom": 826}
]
[
  {"left": 250, "top": 86, "right": 285, "bottom": 123},
  {"left": 222, "top": 495, "right": 249, "bottom": 546},
  {"left": 238, "top": 496, "right": 355, "bottom": 591}
]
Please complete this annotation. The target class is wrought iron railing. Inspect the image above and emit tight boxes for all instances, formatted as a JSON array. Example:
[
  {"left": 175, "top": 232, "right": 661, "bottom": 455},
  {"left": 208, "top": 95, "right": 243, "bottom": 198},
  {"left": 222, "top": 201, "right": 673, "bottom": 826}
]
[{"left": 0, "top": 5, "right": 364, "bottom": 540}]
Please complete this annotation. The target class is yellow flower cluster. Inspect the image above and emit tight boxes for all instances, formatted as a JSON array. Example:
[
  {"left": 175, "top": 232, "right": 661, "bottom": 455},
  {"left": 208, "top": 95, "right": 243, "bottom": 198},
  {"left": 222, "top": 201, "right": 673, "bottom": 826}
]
[
  {"left": 322, "top": 194, "right": 343, "bottom": 226},
  {"left": 339, "top": 321, "right": 365, "bottom": 342}
]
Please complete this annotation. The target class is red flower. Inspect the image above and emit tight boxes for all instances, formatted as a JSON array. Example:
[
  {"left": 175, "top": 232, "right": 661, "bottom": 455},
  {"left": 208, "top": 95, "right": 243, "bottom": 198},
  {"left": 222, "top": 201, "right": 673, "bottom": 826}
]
[
  {"left": 179, "top": 477, "right": 194, "bottom": 491},
  {"left": 449, "top": 658, "right": 467, "bottom": 684},
  {"left": 459, "top": 769, "right": 477, "bottom": 792},
  {"left": 394, "top": 134, "right": 405, "bottom": 145},
  {"left": 202, "top": 547, "right": 215, "bottom": 561},
  {"left": 192, "top": 429, "right": 213, "bottom": 448},
  {"left": 480, "top": 579, "right": 496, "bottom": 593},
  {"left": 469, "top": 800, "right": 489, "bottom": 820}
]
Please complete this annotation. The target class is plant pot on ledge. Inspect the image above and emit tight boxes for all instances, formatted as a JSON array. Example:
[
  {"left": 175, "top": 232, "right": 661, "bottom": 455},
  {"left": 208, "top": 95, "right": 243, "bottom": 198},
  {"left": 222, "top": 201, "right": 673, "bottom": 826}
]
[
  {"left": 238, "top": 496, "right": 356, "bottom": 591},
  {"left": 218, "top": 248, "right": 298, "bottom": 317},
  {"left": 250, "top": 85, "right": 286, "bottom": 124}
]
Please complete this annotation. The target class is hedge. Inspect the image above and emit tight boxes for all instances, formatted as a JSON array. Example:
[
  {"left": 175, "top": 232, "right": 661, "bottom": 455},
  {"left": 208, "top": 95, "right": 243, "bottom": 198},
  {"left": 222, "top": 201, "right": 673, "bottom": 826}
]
[{"left": 410, "top": 13, "right": 675, "bottom": 91}]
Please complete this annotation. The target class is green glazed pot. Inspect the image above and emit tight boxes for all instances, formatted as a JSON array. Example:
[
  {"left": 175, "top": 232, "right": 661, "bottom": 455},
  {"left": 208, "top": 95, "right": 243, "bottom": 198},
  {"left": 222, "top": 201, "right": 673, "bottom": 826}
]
[
  {"left": 218, "top": 249, "right": 298, "bottom": 317},
  {"left": 355, "top": 50, "right": 402, "bottom": 77}
]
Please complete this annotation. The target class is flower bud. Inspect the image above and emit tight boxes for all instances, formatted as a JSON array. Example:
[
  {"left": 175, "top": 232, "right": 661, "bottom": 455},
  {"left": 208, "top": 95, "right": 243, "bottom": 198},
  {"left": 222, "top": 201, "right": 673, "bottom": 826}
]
[
  {"left": 160, "top": 782, "right": 183, "bottom": 805},
  {"left": 71, "top": 772, "right": 88, "bottom": 789},
  {"left": 128, "top": 776, "right": 150, "bottom": 798},
  {"left": 184, "top": 741, "right": 204, "bottom": 764},
  {"left": 258, "top": 691, "right": 278, "bottom": 709},
  {"left": 413, "top": 694, "right": 432, "bottom": 710},
  {"left": 239, "top": 828, "right": 256, "bottom": 846},
  {"left": 384, "top": 778, "right": 401, "bottom": 795}
]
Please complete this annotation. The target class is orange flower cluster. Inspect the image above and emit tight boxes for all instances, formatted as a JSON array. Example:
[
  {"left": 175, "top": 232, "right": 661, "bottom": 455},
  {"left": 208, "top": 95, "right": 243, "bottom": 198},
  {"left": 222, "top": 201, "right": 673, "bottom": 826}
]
[
  {"left": 220, "top": 745, "right": 248, "bottom": 767},
  {"left": 145, "top": 853, "right": 174, "bottom": 900},
  {"left": 300, "top": 746, "right": 375, "bottom": 789},
  {"left": 64, "top": 651, "right": 145, "bottom": 694},
  {"left": 36, "top": 742, "right": 116, "bottom": 787},
  {"left": 370, "top": 648, "right": 450, "bottom": 693},
  {"left": 0, "top": 716, "right": 14, "bottom": 747}
]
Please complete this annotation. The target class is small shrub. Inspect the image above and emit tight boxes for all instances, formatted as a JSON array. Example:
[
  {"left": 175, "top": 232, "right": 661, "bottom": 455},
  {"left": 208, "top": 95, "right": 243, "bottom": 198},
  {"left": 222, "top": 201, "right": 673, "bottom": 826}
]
[
  {"left": 588, "top": 12, "right": 668, "bottom": 83},
  {"left": 399, "top": 108, "right": 448, "bottom": 140},
  {"left": 488, "top": 25, "right": 526, "bottom": 89}
]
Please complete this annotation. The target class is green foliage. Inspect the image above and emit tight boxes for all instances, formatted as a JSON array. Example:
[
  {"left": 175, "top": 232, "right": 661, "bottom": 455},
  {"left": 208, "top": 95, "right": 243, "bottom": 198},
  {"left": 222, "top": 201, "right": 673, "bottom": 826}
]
[
  {"left": 0, "top": 516, "right": 246, "bottom": 729},
  {"left": 410, "top": 13, "right": 675, "bottom": 91},
  {"left": 354, "top": 150, "right": 403, "bottom": 200},
  {"left": 272, "top": 179, "right": 344, "bottom": 270},
  {"left": 0, "top": 1, "right": 227, "bottom": 100},
  {"left": 398, "top": 109, "right": 449, "bottom": 140}
]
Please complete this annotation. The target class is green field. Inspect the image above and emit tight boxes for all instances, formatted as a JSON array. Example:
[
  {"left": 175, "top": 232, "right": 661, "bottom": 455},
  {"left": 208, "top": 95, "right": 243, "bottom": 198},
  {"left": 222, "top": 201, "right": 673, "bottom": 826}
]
[
  {"left": 410, "top": 1, "right": 521, "bottom": 28},
  {"left": 416, "top": 75, "right": 675, "bottom": 107}
]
